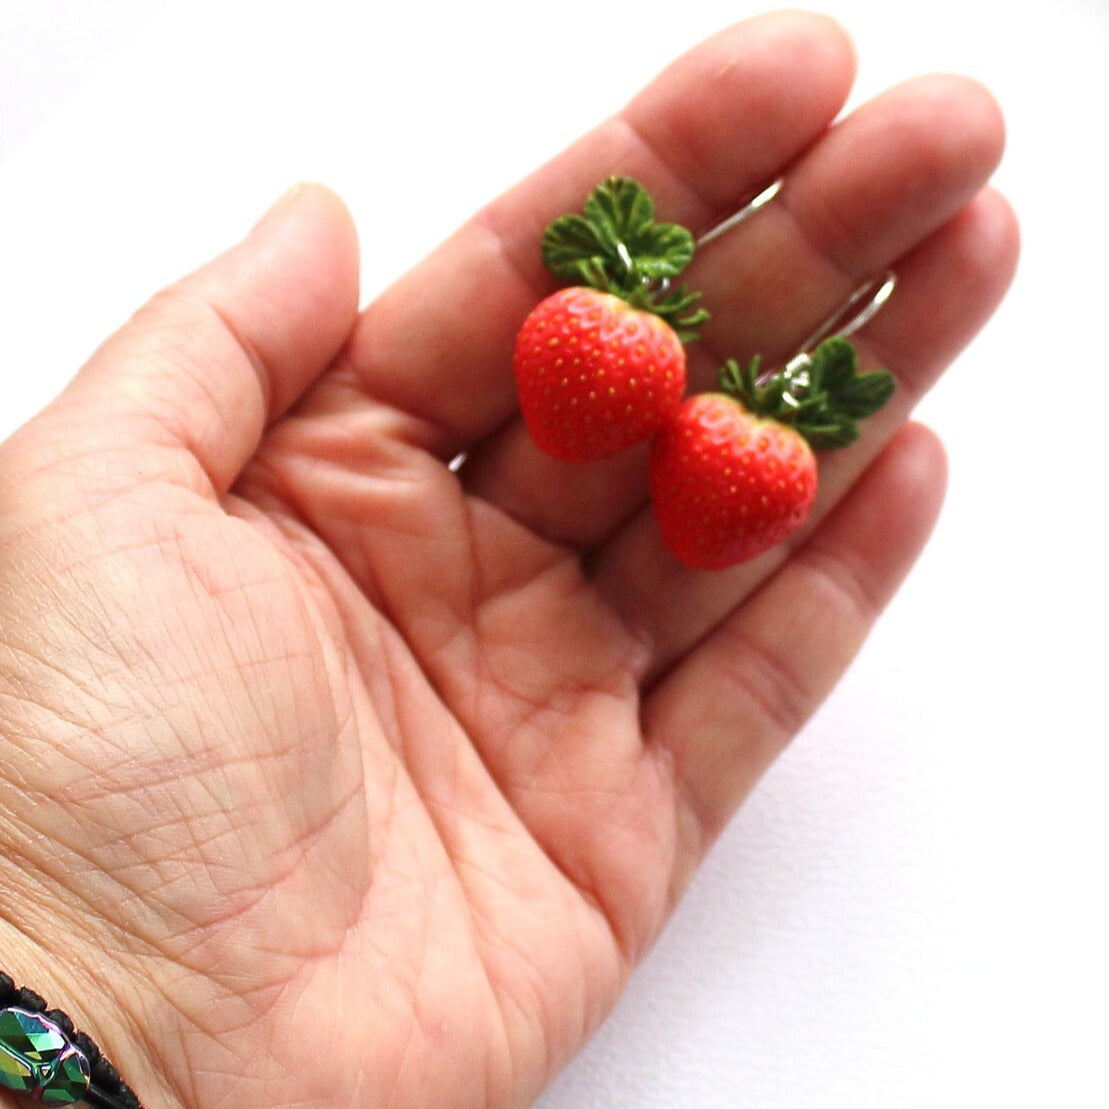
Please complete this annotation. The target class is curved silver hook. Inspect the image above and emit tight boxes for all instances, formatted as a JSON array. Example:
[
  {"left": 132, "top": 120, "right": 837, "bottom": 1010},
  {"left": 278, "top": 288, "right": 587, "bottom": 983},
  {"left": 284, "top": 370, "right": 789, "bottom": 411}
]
[
  {"left": 653, "top": 179, "right": 782, "bottom": 301},
  {"left": 784, "top": 271, "right": 896, "bottom": 374},
  {"left": 696, "top": 178, "right": 783, "bottom": 247}
]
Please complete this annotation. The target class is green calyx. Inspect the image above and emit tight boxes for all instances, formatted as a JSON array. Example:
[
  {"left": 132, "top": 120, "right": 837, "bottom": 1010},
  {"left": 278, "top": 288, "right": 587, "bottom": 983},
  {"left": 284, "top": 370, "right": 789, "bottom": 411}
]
[
  {"left": 719, "top": 337, "right": 896, "bottom": 450},
  {"left": 541, "top": 176, "right": 708, "bottom": 341}
]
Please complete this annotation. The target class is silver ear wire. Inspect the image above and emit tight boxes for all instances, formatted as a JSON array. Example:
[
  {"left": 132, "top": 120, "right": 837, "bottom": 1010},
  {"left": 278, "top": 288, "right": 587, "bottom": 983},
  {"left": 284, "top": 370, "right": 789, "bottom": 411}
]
[
  {"left": 696, "top": 179, "right": 783, "bottom": 247},
  {"left": 783, "top": 270, "right": 897, "bottom": 375},
  {"left": 654, "top": 179, "right": 783, "bottom": 300}
]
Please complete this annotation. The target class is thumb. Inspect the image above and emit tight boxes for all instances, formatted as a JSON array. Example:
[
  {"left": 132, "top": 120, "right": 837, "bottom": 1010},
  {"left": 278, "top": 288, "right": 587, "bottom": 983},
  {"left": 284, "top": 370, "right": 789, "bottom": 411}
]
[{"left": 28, "top": 183, "right": 360, "bottom": 496}]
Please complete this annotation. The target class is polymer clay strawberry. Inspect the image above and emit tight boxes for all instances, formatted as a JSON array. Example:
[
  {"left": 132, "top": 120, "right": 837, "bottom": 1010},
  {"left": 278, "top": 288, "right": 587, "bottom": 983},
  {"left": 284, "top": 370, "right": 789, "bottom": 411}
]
[
  {"left": 514, "top": 177, "right": 707, "bottom": 462},
  {"left": 649, "top": 338, "right": 895, "bottom": 570}
]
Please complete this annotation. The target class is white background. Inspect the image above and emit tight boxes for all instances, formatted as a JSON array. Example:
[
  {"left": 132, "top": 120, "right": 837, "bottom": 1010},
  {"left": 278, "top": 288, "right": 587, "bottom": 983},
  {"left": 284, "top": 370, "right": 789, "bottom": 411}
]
[{"left": 2, "top": 1, "right": 1106, "bottom": 1105}]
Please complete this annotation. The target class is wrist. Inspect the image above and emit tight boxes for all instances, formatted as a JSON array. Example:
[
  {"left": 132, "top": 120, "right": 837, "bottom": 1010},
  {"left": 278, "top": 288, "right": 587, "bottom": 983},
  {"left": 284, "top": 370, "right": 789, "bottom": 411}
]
[
  {"left": 0, "top": 706, "right": 178, "bottom": 1107},
  {"left": 0, "top": 914, "right": 169, "bottom": 1108}
]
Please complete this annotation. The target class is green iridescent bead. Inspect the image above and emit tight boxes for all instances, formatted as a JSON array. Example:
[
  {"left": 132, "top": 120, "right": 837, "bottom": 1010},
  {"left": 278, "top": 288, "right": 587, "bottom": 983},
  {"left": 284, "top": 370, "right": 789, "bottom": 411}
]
[{"left": 0, "top": 1006, "right": 91, "bottom": 1104}]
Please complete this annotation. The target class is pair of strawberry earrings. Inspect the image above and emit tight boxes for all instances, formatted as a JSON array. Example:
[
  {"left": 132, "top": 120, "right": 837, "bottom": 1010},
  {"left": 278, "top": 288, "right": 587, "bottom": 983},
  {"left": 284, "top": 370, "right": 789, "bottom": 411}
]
[{"left": 511, "top": 176, "right": 895, "bottom": 570}]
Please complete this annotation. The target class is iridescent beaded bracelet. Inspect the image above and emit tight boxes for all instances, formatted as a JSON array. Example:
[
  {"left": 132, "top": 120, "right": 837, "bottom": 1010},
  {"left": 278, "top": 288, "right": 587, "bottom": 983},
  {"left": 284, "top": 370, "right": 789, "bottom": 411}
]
[{"left": 0, "top": 973, "right": 143, "bottom": 1107}]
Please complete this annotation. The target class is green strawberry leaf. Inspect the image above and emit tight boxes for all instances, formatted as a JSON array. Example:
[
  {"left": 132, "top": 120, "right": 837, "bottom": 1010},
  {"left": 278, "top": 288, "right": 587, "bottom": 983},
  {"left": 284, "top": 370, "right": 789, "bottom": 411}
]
[
  {"left": 837, "top": 373, "right": 896, "bottom": 419},
  {"left": 718, "top": 355, "right": 762, "bottom": 408},
  {"left": 799, "top": 416, "right": 861, "bottom": 450},
  {"left": 624, "top": 222, "right": 697, "bottom": 280},
  {"left": 541, "top": 215, "right": 607, "bottom": 281},
  {"left": 809, "top": 336, "right": 857, "bottom": 383},
  {"left": 634, "top": 281, "right": 709, "bottom": 341},
  {"left": 540, "top": 177, "right": 706, "bottom": 339},
  {"left": 809, "top": 338, "right": 895, "bottom": 422},
  {"left": 584, "top": 176, "right": 655, "bottom": 269}
]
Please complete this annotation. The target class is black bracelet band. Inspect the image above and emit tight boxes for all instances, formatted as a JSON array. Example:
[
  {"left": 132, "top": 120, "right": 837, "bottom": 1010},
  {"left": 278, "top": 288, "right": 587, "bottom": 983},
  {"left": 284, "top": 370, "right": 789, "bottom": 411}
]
[{"left": 0, "top": 972, "right": 144, "bottom": 1108}]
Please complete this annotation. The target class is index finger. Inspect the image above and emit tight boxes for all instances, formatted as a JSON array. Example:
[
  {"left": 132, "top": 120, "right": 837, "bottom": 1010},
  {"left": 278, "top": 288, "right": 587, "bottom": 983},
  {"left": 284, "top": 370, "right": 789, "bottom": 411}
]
[{"left": 331, "top": 11, "right": 857, "bottom": 454}]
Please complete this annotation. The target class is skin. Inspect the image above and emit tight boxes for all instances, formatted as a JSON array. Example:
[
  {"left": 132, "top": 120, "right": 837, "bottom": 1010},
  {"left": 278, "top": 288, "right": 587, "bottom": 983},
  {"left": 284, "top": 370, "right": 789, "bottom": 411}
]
[{"left": 0, "top": 12, "right": 1018, "bottom": 1109}]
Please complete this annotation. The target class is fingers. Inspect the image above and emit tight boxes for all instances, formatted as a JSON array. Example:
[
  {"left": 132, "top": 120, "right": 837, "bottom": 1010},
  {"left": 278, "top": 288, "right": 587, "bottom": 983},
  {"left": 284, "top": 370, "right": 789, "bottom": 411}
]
[
  {"left": 459, "top": 74, "right": 1007, "bottom": 547},
  {"left": 42, "top": 184, "right": 360, "bottom": 495},
  {"left": 333, "top": 11, "right": 857, "bottom": 456},
  {"left": 690, "top": 73, "right": 1008, "bottom": 378},
  {"left": 643, "top": 422, "right": 948, "bottom": 872},
  {"left": 593, "top": 186, "right": 1019, "bottom": 673}
]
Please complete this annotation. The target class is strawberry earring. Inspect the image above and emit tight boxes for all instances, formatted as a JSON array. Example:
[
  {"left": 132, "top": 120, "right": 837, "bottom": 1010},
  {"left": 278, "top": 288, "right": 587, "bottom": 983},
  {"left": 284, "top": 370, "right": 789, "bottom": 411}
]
[
  {"left": 511, "top": 178, "right": 895, "bottom": 569},
  {"left": 512, "top": 177, "right": 709, "bottom": 463},
  {"left": 648, "top": 273, "right": 897, "bottom": 570},
  {"left": 511, "top": 175, "right": 784, "bottom": 463}
]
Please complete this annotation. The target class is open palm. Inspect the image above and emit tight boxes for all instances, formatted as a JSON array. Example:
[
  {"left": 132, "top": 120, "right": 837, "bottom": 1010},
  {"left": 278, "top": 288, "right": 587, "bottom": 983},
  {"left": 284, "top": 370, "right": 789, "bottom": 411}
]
[{"left": 0, "top": 13, "right": 1017, "bottom": 1109}]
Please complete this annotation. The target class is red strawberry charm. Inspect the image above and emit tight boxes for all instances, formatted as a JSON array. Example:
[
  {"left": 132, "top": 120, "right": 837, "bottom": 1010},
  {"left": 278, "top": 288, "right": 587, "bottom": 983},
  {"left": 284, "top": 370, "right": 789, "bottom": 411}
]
[
  {"left": 514, "top": 286, "right": 686, "bottom": 462},
  {"left": 514, "top": 177, "right": 707, "bottom": 462},
  {"left": 649, "top": 339, "right": 895, "bottom": 570},
  {"left": 650, "top": 395, "right": 817, "bottom": 570}
]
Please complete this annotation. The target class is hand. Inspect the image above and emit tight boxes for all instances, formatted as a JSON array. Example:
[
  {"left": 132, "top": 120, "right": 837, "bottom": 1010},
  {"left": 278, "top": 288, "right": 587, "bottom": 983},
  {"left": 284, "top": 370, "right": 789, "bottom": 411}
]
[{"left": 0, "top": 12, "right": 1016, "bottom": 1109}]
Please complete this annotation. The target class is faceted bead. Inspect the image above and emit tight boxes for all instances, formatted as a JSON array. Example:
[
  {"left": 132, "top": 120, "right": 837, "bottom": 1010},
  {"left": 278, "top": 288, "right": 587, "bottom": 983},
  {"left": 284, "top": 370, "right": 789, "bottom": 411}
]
[{"left": 0, "top": 1006, "right": 91, "bottom": 1103}]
